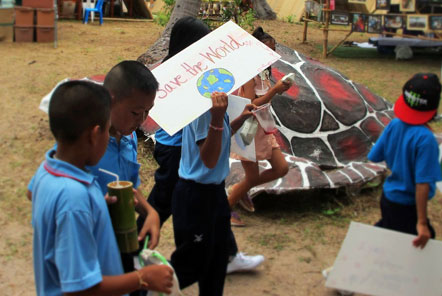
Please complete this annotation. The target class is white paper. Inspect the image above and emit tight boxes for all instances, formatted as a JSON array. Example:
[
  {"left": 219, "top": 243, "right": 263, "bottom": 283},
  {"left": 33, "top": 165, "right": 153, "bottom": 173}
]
[
  {"left": 150, "top": 21, "right": 281, "bottom": 136},
  {"left": 227, "top": 95, "right": 256, "bottom": 162},
  {"left": 326, "top": 222, "right": 442, "bottom": 296}
]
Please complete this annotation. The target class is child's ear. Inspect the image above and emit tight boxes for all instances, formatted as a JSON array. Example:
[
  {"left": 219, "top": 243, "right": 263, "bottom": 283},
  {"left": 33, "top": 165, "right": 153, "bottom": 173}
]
[{"left": 89, "top": 125, "right": 102, "bottom": 146}]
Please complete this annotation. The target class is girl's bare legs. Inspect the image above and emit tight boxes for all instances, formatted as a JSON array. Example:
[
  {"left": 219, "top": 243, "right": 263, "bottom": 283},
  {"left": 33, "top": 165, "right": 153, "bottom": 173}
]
[{"left": 228, "top": 148, "right": 289, "bottom": 208}]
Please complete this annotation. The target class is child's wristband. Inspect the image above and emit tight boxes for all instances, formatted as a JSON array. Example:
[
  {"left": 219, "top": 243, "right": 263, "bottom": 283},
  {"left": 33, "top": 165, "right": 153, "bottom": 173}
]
[
  {"left": 136, "top": 270, "right": 149, "bottom": 289},
  {"left": 209, "top": 124, "right": 224, "bottom": 131}
]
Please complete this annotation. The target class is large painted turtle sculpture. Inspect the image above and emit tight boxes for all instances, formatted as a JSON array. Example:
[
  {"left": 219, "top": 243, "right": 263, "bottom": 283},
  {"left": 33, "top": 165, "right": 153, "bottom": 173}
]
[
  {"left": 225, "top": 44, "right": 396, "bottom": 198},
  {"left": 39, "top": 44, "right": 404, "bottom": 200}
]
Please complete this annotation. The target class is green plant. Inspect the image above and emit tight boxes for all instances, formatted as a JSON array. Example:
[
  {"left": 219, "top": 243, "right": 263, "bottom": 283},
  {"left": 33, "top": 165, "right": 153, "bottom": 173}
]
[
  {"left": 322, "top": 207, "right": 341, "bottom": 216},
  {"left": 217, "top": 0, "right": 255, "bottom": 30},
  {"left": 153, "top": 0, "right": 176, "bottom": 26},
  {"left": 238, "top": 8, "right": 256, "bottom": 30},
  {"left": 286, "top": 14, "right": 295, "bottom": 24}
]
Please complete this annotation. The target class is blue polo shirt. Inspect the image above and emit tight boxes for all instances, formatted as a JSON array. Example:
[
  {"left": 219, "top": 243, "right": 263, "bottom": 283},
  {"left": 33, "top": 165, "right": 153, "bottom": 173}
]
[
  {"left": 31, "top": 149, "right": 124, "bottom": 296},
  {"left": 368, "top": 118, "right": 442, "bottom": 205},
  {"left": 89, "top": 132, "right": 141, "bottom": 195},
  {"left": 155, "top": 128, "right": 182, "bottom": 147},
  {"left": 179, "top": 111, "right": 231, "bottom": 184}
]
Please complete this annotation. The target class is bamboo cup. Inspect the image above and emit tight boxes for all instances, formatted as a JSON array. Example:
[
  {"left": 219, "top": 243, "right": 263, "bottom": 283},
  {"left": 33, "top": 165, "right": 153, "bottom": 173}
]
[{"left": 107, "top": 181, "right": 138, "bottom": 253}]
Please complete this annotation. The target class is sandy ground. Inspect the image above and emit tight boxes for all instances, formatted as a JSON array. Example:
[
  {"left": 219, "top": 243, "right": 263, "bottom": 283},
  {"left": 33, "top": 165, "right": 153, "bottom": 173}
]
[{"left": 0, "top": 18, "right": 441, "bottom": 296}]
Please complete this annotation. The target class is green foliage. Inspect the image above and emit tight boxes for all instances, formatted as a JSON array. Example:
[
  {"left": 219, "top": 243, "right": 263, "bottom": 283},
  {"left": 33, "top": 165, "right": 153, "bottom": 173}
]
[
  {"left": 238, "top": 8, "right": 256, "bottom": 30},
  {"left": 153, "top": 0, "right": 176, "bottom": 27},
  {"left": 217, "top": 0, "right": 256, "bottom": 30},
  {"left": 322, "top": 207, "right": 341, "bottom": 216},
  {"left": 286, "top": 14, "right": 295, "bottom": 24}
]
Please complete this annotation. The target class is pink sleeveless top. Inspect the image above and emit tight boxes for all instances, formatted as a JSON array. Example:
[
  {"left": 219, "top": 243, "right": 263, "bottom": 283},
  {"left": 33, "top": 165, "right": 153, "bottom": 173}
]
[{"left": 231, "top": 73, "right": 280, "bottom": 162}]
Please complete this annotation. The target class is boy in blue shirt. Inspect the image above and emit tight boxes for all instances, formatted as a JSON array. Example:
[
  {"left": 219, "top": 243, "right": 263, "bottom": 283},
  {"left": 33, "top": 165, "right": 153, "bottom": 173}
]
[
  {"left": 31, "top": 81, "right": 173, "bottom": 296},
  {"left": 87, "top": 61, "right": 165, "bottom": 296},
  {"left": 170, "top": 91, "right": 255, "bottom": 295},
  {"left": 368, "top": 73, "right": 442, "bottom": 249}
]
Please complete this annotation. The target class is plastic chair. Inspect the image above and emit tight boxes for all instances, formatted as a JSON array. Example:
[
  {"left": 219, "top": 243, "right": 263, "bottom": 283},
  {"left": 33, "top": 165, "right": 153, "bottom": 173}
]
[
  {"left": 82, "top": 0, "right": 96, "bottom": 23},
  {"left": 84, "top": 0, "right": 104, "bottom": 25}
]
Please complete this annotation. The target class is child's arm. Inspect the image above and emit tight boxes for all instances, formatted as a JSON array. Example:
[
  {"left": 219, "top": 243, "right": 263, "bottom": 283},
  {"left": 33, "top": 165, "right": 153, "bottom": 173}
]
[
  {"left": 133, "top": 188, "right": 161, "bottom": 249},
  {"left": 230, "top": 104, "right": 255, "bottom": 135},
  {"left": 64, "top": 265, "right": 174, "bottom": 296},
  {"left": 412, "top": 183, "right": 431, "bottom": 249},
  {"left": 252, "top": 80, "right": 290, "bottom": 106},
  {"left": 241, "top": 78, "right": 290, "bottom": 107},
  {"left": 198, "top": 92, "right": 228, "bottom": 169}
]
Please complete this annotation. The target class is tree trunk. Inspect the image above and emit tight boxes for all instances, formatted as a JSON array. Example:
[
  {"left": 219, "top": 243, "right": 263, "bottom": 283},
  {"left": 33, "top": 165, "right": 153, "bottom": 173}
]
[
  {"left": 137, "top": 0, "right": 202, "bottom": 66},
  {"left": 252, "top": 0, "right": 276, "bottom": 20},
  {"left": 137, "top": 0, "right": 277, "bottom": 66}
]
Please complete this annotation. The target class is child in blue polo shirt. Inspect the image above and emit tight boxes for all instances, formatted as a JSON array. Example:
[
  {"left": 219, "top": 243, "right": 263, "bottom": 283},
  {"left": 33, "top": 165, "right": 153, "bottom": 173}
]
[
  {"left": 30, "top": 80, "right": 173, "bottom": 296},
  {"left": 170, "top": 90, "right": 255, "bottom": 295},
  {"left": 368, "top": 73, "right": 442, "bottom": 249},
  {"left": 87, "top": 61, "right": 164, "bottom": 295},
  {"left": 143, "top": 16, "right": 265, "bottom": 276}
]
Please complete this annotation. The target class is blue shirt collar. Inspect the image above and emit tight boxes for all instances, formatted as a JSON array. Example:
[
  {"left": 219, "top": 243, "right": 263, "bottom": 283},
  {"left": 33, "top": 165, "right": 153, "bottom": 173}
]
[{"left": 44, "top": 148, "right": 95, "bottom": 185}]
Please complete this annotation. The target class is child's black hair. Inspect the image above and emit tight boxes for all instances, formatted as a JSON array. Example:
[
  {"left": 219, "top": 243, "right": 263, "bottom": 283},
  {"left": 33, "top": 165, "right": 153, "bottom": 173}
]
[
  {"left": 252, "top": 27, "right": 275, "bottom": 45},
  {"left": 252, "top": 27, "right": 275, "bottom": 77},
  {"left": 49, "top": 80, "right": 111, "bottom": 143},
  {"left": 163, "top": 16, "right": 211, "bottom": 62},
  {"left": 103, "top": 60, "right": 159, "bottom": 101}
]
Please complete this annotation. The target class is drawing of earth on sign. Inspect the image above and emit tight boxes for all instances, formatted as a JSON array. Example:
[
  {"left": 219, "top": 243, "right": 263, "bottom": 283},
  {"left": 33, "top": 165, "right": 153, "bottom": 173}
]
[{"left": 197, "top": 68, "right": 235, "bottom": 98}]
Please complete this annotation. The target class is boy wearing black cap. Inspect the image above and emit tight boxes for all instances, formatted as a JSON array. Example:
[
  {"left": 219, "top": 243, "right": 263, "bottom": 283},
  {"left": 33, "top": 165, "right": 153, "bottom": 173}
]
[{"left": 368, "top": 73, "right": 442, "bottom": 249}]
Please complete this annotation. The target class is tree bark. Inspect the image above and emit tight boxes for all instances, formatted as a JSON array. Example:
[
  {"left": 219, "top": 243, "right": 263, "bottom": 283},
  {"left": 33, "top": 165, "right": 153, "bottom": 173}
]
[
  {"left": 137, "top": 0, "right": 202, "bottom": 66},
  {"left": 252, "top": 0, "right": 276, "bottom": 20}
]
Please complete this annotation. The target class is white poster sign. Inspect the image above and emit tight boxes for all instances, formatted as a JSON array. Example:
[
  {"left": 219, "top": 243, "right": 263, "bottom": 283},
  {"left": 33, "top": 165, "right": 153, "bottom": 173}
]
[
  {"left": 326, "top": 222, "right": 442, "bottom": 296},
  {"left": 227, "top": 95, "right": 256, "bottom": 162},
  {"left": 150, "top": 20, "right": 281, "bottom": 136}
]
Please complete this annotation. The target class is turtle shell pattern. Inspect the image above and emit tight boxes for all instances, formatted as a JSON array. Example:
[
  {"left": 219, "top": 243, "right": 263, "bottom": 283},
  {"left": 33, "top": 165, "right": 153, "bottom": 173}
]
[{"left": 225, "top": 44, "right": 394, "bottom": 196}]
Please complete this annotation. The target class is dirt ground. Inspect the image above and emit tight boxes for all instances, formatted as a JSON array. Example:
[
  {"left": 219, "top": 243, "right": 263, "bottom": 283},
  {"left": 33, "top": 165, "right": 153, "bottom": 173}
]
[{"left": 1, "top": 18, "right": 442, "bottom": 296}]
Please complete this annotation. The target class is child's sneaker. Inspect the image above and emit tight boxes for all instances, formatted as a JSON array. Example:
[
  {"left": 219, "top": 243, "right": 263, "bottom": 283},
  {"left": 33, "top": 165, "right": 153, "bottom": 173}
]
[
  {"left": 231, "top": 211, "right": 245, "bottom": 227},
  {"left": 227, "top": 252, "right": 264, "bottom": 274},
  {"left": 238, "top": 194, "right": 255, "bottom": 212}
]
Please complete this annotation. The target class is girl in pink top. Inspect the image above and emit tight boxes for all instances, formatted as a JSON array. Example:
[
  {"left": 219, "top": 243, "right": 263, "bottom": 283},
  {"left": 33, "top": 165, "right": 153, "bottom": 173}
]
[{"left": 229, "top": 27, "right": 290, "bottom": 226}]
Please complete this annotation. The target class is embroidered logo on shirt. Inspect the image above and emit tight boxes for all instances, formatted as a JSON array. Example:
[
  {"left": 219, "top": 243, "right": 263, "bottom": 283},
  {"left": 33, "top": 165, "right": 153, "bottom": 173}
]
[{"left": 194, "top": 234, "right": 203, "bottom": 243}]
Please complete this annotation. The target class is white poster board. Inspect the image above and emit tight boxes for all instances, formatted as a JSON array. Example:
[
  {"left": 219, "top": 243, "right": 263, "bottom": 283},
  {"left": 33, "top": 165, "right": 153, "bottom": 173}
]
[
  {"left": 150, "top": 20, "right": 281, "bottom": 136},
  {"left": 326, "top": 222, "right": 442, "bottom": 296},
  {"left": 227, "top": 95, "right": 256, "bottom": 162}
]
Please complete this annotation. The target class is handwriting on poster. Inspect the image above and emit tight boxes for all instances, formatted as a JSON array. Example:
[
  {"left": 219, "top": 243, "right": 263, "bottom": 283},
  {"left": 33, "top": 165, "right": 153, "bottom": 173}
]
[{"left": 157, "top": 35, "right": 251, "bottom": 99}]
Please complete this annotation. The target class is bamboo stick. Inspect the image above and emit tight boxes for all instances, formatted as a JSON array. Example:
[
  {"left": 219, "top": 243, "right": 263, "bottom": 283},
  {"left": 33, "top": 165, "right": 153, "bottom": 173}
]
[
  {"left": 303, "top": 10, "right": 308, "bottom": 43},
  {"left": 322, "top": 0, "right": 330, "bottom": 58}
]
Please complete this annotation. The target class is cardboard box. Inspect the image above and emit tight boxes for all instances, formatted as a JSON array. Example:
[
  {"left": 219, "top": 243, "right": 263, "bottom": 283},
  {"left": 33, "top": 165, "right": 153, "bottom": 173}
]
[
  {"left": 36, "top": 8, "right": 54, "bottom": 26},
  {"left": 0, "top": 25, "right": 13, "bottom": 42},
  {"left": 0, "top": 8, "right": 14, "bottom": 23},
  {"left": 36, "top": 25, "right": 54, "bottom": 42},
  {"left": 14, "top": 7, "right": 35, "bottom": 26},
  {"left": 22, "top": 0, "right": 53, "bottom": 9},
  {"left": 14, "top": 25, "right": 34, "bottom": 42}
]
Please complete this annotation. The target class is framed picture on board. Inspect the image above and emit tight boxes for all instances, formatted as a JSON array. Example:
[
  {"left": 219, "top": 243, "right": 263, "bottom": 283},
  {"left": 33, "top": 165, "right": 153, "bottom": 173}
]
[
  {"left": 352, "top": 13, "right": 367, "bottom": 32},
  {"left": 348, "top": 0, "right": 366, "bottom": 3},
  {"left": 384, "top": 15, "right": 404, "bottom": 29},
  {"left": 305, "top": 0, "right": 314, "bottom": 14},
  {"left": 407, "top": 14, "right": 428, "bottom": 30},
  {"left": 376, "top": 0, "right": 390, "bottom": 10},
  {"left": 429, "top": 15, "right": 442, "bottom": 31},
  {"left": 400, "top": 0, "right": 415, "bottom": 12},
  {"left": 368, "top": 15, "right": 383, "bottom": 33},
  {"left": 330, "top": 12, "right": 350, "bottom": 25}
]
